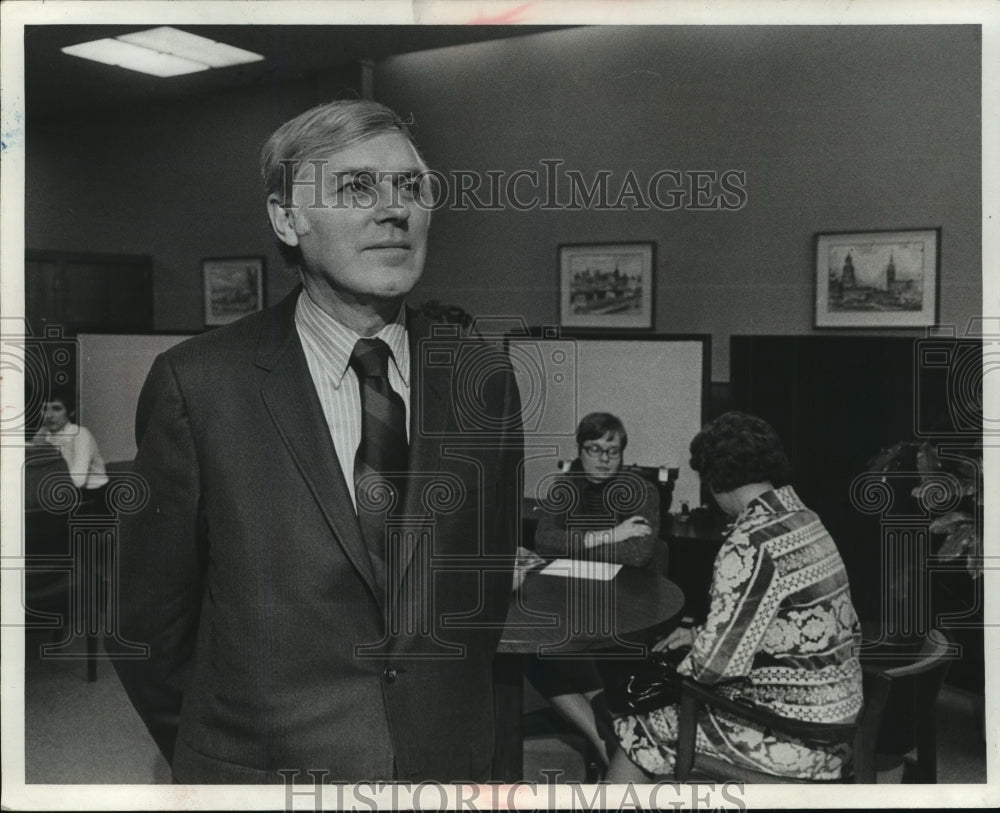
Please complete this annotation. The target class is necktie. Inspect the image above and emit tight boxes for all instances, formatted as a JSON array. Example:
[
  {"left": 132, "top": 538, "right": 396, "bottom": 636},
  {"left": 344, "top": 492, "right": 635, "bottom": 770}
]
[{"left": 349, "top": 338, "right": 409, "bottom": 584}]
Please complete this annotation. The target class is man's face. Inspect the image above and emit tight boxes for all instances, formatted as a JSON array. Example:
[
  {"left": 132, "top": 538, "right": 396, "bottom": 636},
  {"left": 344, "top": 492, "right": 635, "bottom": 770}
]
[{"left": 283, "top": 132, "right": 430, "bottom": 309}]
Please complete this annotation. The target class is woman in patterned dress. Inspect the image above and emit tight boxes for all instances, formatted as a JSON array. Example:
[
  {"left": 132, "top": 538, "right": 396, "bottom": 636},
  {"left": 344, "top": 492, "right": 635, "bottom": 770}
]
[{"left": 606, "top": 411, "right": 863, "bottom": 781}]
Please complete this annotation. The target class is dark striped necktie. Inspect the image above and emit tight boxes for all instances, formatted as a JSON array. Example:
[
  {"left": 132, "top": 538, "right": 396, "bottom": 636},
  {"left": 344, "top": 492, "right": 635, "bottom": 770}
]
[{"left": 349, "top": 338, "right": 409, "bottom": 583}]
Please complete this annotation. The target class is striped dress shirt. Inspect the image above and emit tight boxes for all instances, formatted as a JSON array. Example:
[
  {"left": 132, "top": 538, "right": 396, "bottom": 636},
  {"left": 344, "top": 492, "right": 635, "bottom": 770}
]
[{"left": 294, "top": 290, "right": 411, "bottom": 509}]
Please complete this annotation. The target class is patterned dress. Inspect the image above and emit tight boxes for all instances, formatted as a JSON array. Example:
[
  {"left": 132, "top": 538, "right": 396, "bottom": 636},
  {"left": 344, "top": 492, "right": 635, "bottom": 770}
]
[{"left": 614, "top": 486, "right": 863, "bottom": 779}]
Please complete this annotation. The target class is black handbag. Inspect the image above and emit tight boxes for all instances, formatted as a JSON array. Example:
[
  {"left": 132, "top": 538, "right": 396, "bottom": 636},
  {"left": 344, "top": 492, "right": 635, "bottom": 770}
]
[
  {"left": 604, "top": 649, "right": 688, "bottom": 716},
  {"left": 605, "top": 648, "right": 754, "bottom": 717}
]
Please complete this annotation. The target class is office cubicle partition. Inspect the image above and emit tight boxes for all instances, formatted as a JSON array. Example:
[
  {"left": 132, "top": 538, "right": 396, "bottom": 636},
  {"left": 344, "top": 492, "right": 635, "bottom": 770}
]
[
  {"left": 77, "top": 333, "right": 194, "bottom": 463},
  {"left": 508, "top": 332, "right": 710, "bottom": 512}
]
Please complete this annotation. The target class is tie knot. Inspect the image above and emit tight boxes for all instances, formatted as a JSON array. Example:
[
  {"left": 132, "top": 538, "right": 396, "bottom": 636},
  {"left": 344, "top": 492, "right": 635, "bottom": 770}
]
[{"left": 350, "top": 338, "right": 393, "bottom": 379}]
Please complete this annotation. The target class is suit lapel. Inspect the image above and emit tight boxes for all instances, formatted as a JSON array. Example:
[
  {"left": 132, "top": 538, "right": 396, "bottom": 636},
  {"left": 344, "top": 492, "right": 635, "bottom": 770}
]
[{"left": 256, "top": 290, "right": 381, "bottom": 601}]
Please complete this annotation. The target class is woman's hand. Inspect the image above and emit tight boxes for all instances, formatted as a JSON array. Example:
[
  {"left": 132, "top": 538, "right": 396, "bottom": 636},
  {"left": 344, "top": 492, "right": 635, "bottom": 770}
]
[
  {"left": 615, "top": 516, "right": 653, "bottom": 542},
  {"left": 583, "top": 515, "right": 653, "bottom": 550},
  {"left": 652, "top": 626, "right": 694, "bottom": 652},
  {"left": 583, "top": 516, "right": 652, "bottom": 549}
]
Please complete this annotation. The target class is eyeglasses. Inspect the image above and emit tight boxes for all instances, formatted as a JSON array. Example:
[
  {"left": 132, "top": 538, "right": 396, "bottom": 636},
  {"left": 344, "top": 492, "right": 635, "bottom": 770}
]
[{"left": 581, "top": 443, "right": 622, "bottom": 460}]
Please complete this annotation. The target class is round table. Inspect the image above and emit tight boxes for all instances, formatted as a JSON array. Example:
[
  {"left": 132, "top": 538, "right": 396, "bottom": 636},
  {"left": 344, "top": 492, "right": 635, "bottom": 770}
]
[{"left": 492, "top": 567, "right": 685, "bottom": 780}]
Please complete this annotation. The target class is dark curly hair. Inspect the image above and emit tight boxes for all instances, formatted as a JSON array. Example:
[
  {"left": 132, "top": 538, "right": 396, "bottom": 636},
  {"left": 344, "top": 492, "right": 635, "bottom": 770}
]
[{"left": 689, "top": 411, "right": 791, "bottom": 493}]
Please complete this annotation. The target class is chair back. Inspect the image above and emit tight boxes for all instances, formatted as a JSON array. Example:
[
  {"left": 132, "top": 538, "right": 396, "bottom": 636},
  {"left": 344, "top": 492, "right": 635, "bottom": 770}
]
[
  {"left": 620, "top": 464, "right": 673, "bottom": 575},
  {"left": 856, "top": 628, "right": 953, "bottom": 782},
  {"left": 675, "top": 628, "right": 952, "bottom": 783},
  {"left": 25, "top": 447, "right": 73, "bottom": 556},
  {"left": 24, "top": 446, "right": 71, "bottom": 509},
  {"left": 622, "top": 463, "right": 675, "bottom": 522}
]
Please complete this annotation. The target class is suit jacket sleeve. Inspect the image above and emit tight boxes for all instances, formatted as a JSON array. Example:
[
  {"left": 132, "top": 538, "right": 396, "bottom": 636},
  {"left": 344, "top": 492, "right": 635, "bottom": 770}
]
[
  {"left": 485, "top": 351, "right": 524, "bottom": 631},
  {"left": 108, "top": 353, "right": 206, "bottom": 763}
]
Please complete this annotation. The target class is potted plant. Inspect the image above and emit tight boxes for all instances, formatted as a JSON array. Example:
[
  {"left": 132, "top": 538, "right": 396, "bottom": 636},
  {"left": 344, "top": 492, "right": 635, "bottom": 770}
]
[
  {"left": 866, "top": 438, "right": 985, "bottom": 757},
  {"left": 868, "top": 439, "right": 983, "bottom": 578}
]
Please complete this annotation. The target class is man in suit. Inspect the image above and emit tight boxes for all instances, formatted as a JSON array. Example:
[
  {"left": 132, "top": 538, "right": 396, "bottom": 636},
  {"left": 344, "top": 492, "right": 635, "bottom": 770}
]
[{"left": 109, "top": 99, "right": 524, "bottom": 783}]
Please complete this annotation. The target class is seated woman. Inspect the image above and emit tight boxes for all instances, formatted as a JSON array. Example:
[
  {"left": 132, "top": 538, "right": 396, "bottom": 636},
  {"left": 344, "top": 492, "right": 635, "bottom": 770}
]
[
  {"left": 607, "top": 411, "right": 863, "bottom": 781},
  {"left": 30, "top": 390, "right": 109, "bottom": 511},
  {"left": 534, "top": 412, "right": 660, "bottom": 566},
  {"left": 527, "top": 412, "right": 660, "bottom": 765}
]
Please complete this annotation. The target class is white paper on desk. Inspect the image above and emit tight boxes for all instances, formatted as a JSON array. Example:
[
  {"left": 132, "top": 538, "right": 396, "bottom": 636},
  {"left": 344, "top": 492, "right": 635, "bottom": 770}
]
[{"left": 538, "top": 559, "right": 622, "bottom": 581}]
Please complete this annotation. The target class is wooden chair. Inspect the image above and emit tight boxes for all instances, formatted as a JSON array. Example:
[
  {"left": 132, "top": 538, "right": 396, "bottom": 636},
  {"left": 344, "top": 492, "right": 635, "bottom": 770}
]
[
  {"left": 674, "top": 629, "right": 952, "bottom": 783},
  {"left": 858, "top": 629, "right": 954, "bottom": 783}
]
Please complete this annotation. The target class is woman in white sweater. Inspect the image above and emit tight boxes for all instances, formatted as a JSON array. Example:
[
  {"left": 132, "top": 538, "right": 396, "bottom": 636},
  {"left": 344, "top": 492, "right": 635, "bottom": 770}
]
[{"left": 31, "top": 392, "right": 109, "bottom": 508}]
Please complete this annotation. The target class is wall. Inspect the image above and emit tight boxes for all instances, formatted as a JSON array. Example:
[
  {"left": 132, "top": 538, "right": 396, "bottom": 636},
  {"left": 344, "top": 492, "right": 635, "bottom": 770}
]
[
  {"left": 25, "top": 26, "right": 982, "bottom": 381},
  {"left": 376, "top": 25, "right": 982, "bottom": 379},
  {"left": 77, "top": 333, "right": 193, "bottom": 461},
  {"left": 25, "top": 67, "right": 362, "bottom": 330}
]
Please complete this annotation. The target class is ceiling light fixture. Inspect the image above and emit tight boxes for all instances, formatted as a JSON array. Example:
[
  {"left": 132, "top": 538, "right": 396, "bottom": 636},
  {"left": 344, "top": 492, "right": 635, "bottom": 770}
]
[{"left": 61, "top": 27, "right": 264, "bottom": 78}]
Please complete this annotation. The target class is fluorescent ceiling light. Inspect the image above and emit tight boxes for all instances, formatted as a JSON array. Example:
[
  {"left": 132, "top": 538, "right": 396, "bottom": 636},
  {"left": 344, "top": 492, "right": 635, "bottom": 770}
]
[
  {"left": 118, "top": 27, "right": 264, "bottom": 69},
  {"left": 61, "top": 27, "right": 263, "bottom": 77},
  {"left": 62, "top": 39, "right": 209, "bottom": 77}
]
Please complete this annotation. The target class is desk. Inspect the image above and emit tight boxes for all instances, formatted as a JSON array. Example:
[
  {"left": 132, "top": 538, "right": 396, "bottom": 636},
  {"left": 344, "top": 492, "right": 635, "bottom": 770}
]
[{"left": 492, "top": 568, "right": 684, "bottom": 781}]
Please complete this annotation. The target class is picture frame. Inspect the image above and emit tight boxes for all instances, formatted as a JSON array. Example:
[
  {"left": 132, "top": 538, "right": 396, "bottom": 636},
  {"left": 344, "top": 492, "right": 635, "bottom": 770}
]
[
  {"left": 815, "top": 228, "right": 939, "bottom": 328},
  {"left": 558, "top": 242, "right": 655, "bottom": 330},
  {"left": 202, "top": 256, "right": 266, "bottom": 327}
]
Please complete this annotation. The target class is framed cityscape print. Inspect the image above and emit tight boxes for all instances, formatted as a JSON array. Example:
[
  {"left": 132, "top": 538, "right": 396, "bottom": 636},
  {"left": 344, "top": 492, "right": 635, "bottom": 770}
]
[
  {"left": 202, "top": 256, "right": 266, "bottom": 327},
  {"left": 558, "top": 242, "right": 655, "bottom": 330},
  {"left": 815, "top": 228, "right": 939, "bottom": 328}
]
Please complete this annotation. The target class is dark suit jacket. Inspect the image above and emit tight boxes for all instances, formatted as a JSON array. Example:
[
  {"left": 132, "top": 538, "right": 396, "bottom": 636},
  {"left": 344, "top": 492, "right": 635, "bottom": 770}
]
[{"left": 109, "top": 289, "right": 523, "bottom": 783}]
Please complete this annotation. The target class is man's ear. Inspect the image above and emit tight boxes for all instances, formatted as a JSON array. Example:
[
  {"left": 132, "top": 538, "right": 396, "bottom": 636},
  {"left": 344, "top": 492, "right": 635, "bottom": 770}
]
[{"left": 267, "top": 194, "right": 305, "bottom": 247}]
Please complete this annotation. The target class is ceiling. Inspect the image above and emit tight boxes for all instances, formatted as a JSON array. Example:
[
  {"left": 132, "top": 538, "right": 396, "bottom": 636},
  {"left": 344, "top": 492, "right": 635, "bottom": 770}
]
[{"left": 24, "top": 24, "right": 565, "bottom": 120}]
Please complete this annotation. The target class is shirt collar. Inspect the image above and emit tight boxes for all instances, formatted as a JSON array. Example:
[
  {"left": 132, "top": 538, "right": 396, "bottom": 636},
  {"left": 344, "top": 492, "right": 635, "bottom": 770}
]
[{"left": 295, "top": 289, "right": 410, "bottom": 387}]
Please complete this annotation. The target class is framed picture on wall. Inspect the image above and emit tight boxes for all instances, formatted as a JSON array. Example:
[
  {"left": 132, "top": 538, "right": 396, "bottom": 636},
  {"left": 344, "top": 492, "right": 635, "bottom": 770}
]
[
  {"left": 558, "top": 242, "right": 655, "bottom": 330},
  {"left": 815, "top": 228, "right": 939, "bottom": 328},
  {"left": 202, "top": 256, "right": 266, "bottom": 327}
]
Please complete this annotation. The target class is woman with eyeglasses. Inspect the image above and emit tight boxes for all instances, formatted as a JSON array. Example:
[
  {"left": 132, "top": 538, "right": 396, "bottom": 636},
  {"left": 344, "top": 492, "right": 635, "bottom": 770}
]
[
  {"left": 534, "top": 412, "right": 659, "bottom": 565},
  {"left": 526, "top": 412, "right": 661, "bottom": 768}
]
